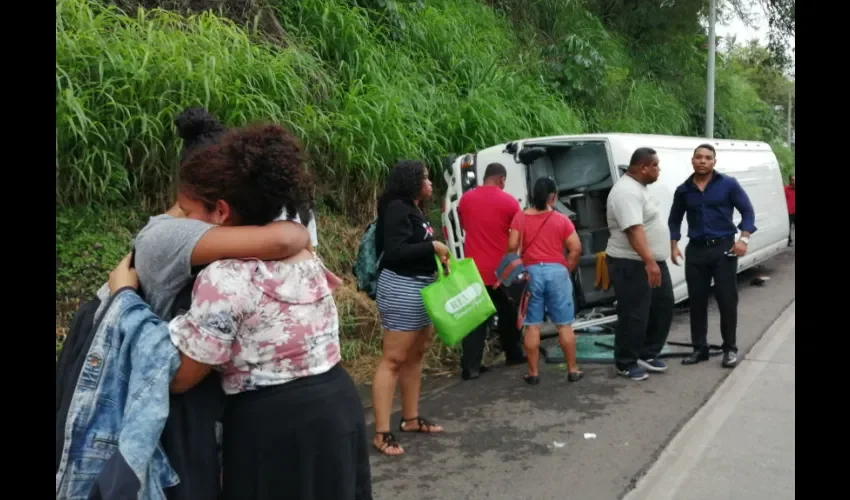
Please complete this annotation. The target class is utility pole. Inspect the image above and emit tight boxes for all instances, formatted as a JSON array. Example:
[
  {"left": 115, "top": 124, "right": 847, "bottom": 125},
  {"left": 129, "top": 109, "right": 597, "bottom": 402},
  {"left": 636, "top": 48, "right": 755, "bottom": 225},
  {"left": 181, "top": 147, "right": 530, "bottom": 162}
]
[
  {"left": 787, "top": 84, "right": 793, "bottom": 148},
  {"left": 705, "top": 0, "right": 716, "bottom": 139}
]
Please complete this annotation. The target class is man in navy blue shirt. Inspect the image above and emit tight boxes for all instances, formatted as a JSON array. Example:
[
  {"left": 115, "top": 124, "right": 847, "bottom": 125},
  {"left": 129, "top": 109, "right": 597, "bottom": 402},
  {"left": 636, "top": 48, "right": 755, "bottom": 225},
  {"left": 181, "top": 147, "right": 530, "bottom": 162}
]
[{"left": 668, "top": 144, "right": 756, "bottom": 368}]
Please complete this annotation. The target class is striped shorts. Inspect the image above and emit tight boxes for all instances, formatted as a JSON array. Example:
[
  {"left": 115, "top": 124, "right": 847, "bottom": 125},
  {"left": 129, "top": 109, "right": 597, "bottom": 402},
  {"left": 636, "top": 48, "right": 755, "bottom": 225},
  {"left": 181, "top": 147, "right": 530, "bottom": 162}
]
[{"left": 376, "top": 268, "right": 435, "bottom": 332}]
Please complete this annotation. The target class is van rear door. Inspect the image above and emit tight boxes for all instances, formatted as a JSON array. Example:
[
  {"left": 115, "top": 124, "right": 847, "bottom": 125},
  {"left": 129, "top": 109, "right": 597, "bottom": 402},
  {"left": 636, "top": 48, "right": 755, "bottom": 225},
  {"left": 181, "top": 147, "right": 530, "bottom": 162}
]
[{"left": 442, "top": 154, "right": 474, "bottom": 259}]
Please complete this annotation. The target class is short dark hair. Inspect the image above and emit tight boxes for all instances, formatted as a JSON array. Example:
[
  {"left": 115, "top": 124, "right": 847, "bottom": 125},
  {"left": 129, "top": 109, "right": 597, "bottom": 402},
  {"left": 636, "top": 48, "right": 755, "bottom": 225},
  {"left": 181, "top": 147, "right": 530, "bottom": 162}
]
[
  {"left": 179, "top": 122, "right": 314, "bottom": 227},
  {"left": 694, "top": 143, "right": 716, "bottom": 158},
  {"left": 483, "top": 162, "right": 507, "bottom": 180},
  {"left": 629, "top": 147, "right": 657, "bottom": 168}
]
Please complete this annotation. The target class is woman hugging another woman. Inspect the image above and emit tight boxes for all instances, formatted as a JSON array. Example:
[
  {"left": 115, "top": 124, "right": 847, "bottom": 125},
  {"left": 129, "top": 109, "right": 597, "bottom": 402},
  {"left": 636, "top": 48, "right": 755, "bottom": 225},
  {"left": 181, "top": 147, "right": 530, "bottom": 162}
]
[{"left": 108, "top": 122, "right": 372, "bottom": 500}]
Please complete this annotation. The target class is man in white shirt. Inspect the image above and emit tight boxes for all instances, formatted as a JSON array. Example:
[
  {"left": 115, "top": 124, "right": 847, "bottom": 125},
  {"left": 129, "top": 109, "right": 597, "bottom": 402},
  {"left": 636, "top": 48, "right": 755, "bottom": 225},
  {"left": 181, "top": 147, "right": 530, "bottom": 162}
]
[{"left": 605, "top": 147, "right": 674, "bottom": 381}]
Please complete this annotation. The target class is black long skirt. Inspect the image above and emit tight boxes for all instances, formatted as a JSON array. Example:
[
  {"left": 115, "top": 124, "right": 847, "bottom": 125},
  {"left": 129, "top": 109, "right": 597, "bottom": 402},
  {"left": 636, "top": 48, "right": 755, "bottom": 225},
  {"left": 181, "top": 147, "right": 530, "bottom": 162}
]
[{"left": 221, "top": 364, "right": 373, "bottom": 500}]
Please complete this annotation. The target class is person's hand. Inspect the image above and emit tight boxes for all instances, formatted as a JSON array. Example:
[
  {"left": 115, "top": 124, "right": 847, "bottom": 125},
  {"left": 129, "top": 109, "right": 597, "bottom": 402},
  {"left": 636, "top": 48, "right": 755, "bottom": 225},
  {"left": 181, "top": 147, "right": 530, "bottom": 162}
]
[
  {"left": 671, "top": 244, "right": 683, "bottom": 266},
  {"left": 433, "top": 241, "right": 450, "bottom": 273},
  {"left": 645, "top": 261, "right": 662, "bottom": 288},
  {"left": 109, "top": 253, "right": 139, "bottom": 294},
  {"left": 730, "top": 240, "right": 748, "bottom": 257}
]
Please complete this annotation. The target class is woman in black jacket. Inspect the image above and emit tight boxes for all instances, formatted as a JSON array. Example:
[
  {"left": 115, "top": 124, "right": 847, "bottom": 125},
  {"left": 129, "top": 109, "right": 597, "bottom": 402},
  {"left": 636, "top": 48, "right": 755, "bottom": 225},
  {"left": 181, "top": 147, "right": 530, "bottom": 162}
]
[{"left": 371, "top": 160, "right": 450, "bottom": 456}]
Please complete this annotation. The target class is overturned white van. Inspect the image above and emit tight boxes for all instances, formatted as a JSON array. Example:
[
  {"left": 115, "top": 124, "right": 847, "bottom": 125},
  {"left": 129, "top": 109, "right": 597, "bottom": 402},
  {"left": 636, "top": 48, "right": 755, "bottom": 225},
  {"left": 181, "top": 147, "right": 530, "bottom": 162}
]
[{"left": 441, "top": 133, "right": 790, "bottom": 332}]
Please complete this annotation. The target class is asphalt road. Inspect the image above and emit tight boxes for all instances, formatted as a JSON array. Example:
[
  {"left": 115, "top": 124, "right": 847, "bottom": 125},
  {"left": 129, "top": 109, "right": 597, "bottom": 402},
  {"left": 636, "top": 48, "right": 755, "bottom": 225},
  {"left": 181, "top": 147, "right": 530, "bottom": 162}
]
[
  {"left": 367, "top": 246, "right": 796, "bottom": 500},
  {"left": 625, "top": 301, "right": 795, "bottom": 500}
]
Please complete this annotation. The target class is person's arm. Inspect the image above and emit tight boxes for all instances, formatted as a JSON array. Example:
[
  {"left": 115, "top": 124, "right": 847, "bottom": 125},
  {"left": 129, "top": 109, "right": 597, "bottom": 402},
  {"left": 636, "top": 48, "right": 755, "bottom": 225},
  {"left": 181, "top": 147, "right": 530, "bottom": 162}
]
[
  {"left": 564, "top": 232, "right": 581, "bottom": 272},
  {"left": 191, "top": 220, "right": 310, "bottom": 266},
  {"left": 167, "top": 264, "right": 241, "bottom": 393},
  {"left": 730, "top": 179, "right": 757, "bottom": 236},
  {"left": 506, "top": 211, "right": 523, "bottom": 253},
  {"left": 611, "top": 192, "right": 655, "bottom": 264},
  {"left": 381, "top": 202, "right": 434, "bottom": 266},
  {"left": 667, "top": 187, "right": 686, "bottom": 244},
  {"left": 625, "top": 226, "right": 656, "bottom": 263},
  {"left": 612, "top": 191, "right": 661, "bottom": 285},
  {"left": 134, "top": 217, "right": 311, "bottom": 290}
]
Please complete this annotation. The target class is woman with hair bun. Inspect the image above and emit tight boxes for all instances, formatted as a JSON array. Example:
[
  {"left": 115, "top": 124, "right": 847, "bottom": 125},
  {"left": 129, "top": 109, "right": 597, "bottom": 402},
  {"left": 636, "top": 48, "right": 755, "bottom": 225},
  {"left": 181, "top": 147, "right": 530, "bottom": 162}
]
[
  {"left": 108, "top": 122, "right": 372, "bottom": 500},
  {"left": 88, "top": 107, "right": 314, "bottom": 500}
]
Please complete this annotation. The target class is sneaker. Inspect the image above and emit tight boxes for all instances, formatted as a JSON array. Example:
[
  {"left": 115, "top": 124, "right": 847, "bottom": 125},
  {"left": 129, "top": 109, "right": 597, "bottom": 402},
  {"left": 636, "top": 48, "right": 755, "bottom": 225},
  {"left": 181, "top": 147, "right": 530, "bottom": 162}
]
[
  {"left": 638, "top": 358, "right": 668, "bottom": 373},
  {"left": 617, "top": 366, "right": 649, "bottom": 381}
]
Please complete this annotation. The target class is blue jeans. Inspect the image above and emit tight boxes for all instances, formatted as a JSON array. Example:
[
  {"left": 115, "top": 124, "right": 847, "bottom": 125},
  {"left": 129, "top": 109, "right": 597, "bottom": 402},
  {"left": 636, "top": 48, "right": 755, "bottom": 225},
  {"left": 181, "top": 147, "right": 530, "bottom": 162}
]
[{"left": 524, "top": 263, "right": 575, "bottom": 327}]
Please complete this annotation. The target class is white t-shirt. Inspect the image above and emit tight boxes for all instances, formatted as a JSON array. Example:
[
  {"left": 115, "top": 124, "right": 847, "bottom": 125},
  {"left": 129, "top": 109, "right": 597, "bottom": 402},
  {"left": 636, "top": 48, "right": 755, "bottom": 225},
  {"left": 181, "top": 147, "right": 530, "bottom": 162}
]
[
  {"left": 276, "top": 209, "right": 319, "bottom": 247},
  {"left": 605, "top": 174, "right": 670, "bottom": 261}
]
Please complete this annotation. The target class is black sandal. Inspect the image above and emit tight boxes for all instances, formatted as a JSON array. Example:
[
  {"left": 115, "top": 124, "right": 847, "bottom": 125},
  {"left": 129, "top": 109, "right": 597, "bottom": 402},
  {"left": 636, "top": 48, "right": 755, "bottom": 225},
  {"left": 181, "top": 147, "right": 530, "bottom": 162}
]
[
  {"left": 374, "top": 432, "right": 403, "bottom": 456},
  {"left": 399, "top": 416, "right": 442, "bottom": 433},
  {"left": 523, "top": 374, "right": 540, "bottom": 385}
]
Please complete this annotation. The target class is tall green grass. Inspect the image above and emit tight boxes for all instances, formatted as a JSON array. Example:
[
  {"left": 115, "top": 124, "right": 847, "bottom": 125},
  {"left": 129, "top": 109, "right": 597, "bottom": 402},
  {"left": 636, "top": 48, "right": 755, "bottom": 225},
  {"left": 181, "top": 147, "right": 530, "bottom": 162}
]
[
  {"left": 56, "top": 0, "right": 329, "bottom": 207},
  {"left": 57, "top": 0, "right": 584, "bottom": 209},
  {"left": 56, "top": 0, "right": 791, "bottom": 210}
]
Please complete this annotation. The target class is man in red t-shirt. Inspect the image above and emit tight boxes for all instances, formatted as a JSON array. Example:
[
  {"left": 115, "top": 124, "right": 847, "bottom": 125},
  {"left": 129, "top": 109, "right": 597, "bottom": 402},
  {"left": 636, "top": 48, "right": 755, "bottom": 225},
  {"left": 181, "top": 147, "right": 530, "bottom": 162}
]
[
  {"left": 457, "top": 163, "right": 526, "bottom": 380},
  {"left": 785, "top": 174, "right": 795, "bottom": 246}
]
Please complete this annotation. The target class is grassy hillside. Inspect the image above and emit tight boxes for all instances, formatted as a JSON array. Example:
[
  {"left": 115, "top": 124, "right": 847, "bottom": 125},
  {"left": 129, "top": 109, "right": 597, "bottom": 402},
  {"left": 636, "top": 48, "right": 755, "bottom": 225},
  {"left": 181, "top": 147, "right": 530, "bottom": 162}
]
[{"left": 56, "top": 0, "right": 794, "bottom": 379}]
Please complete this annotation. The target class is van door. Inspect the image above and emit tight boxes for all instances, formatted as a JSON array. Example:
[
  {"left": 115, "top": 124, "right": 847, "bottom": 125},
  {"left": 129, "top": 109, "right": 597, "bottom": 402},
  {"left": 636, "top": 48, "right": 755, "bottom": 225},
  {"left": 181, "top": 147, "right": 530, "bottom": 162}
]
[{"left": 441, "top": 154, "right": 469, "bottom": 259}]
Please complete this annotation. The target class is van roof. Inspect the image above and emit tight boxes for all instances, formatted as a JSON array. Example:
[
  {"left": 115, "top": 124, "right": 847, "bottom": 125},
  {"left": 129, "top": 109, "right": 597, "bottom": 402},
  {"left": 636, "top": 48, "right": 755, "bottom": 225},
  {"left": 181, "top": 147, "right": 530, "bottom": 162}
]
[{"left": 502, "top": 133, "right": 773, "bottom": 153}]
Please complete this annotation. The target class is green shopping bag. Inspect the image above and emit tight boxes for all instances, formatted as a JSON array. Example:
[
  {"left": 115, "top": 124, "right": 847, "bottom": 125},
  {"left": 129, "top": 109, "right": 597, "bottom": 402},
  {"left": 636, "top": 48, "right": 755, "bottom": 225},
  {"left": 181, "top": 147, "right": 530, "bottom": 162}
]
[{"left": 420, "top": 254, "right": 496, "bottom": 347}]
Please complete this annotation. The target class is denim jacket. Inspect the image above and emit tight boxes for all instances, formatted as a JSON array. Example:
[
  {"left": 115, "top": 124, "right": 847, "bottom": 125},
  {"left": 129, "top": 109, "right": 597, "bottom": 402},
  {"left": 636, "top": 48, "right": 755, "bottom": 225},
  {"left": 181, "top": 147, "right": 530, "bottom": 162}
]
[{"left": 56, "top": 288, "right": 181, "bottom": 500}]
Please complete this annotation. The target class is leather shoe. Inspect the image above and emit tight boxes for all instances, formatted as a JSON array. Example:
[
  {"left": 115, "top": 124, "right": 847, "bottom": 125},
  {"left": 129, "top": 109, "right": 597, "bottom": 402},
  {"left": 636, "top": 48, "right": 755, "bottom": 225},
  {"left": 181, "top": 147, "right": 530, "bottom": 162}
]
[
  {"left": 461, "top": 365, "right": 490, "bottom": 380},
  {"left": 722, "top": 351, "right": 738, "bottom": 368},
  {"left": 681, "top": 351, "right": 710, "bottom": 365}
]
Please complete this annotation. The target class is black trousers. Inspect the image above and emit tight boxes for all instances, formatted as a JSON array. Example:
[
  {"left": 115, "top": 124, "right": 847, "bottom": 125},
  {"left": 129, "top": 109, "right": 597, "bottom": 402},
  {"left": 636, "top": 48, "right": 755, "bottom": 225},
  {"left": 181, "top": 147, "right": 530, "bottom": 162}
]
[
  {"left": 461, "top": 286, "right": 524, "bottom": 372},
  {"left": 788, "top": 214, "right": 795, "bottom": 243},
  {"left": 685, "top": 238, "right": 739, "bottom": 354},
  {"left": 607, "top": 257, "right": 674, "bottom": 370}
]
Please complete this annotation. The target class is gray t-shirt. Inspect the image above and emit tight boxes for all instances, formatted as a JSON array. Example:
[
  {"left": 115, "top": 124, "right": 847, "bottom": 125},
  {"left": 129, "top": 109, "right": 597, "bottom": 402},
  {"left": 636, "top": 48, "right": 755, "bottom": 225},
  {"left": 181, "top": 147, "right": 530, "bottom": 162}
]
[
  {"left": 94, "top": 215, "right": 213, "bottom": 320},
  {"left": 132, "top": 215, "right": 215, "bottom": 319},
  {"left": 605, "top": 174, "right": 670, "bottom": 262}
]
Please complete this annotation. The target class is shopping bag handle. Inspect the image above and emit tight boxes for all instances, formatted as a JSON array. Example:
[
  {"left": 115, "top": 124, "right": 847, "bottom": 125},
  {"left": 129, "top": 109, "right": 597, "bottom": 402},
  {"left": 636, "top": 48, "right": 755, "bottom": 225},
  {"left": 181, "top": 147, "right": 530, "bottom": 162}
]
[{"left": 434, "top": 252, "right": 456, "bottom": 278}]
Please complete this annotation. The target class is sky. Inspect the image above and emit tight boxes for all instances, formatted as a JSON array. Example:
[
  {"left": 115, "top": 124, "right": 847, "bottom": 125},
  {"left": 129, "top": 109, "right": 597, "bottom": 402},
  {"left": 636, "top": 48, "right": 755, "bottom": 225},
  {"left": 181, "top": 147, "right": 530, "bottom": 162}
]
[{"left": 714, "top": 2, "right": 796, "bottom": 70}]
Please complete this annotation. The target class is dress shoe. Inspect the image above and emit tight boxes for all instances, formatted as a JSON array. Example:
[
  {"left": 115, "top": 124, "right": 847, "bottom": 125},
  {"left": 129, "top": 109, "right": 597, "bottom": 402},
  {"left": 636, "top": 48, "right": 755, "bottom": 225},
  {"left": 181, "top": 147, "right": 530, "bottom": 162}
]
[
  {"left": 681, "top": 351, "right": 710, "bottom": 365},
  {"left": 461, "top": 365, "right": 491, "bottom": 380},
  {"left": 722, "top": 351, "right": 738, "bottom": 368}
]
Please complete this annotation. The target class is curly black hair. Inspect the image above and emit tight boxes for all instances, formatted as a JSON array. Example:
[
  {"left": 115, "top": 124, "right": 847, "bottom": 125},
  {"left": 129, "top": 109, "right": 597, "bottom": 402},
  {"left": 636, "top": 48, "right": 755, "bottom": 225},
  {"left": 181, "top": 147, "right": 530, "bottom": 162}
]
[
  {"left": 174, "top": 107, "right": 227, "bottom": 160},
  {"left": 377, "top": 159, "right": 428, "bottom": 213},
  {"left": 178, "top": 122, "right": 315, "bottom": 227}
]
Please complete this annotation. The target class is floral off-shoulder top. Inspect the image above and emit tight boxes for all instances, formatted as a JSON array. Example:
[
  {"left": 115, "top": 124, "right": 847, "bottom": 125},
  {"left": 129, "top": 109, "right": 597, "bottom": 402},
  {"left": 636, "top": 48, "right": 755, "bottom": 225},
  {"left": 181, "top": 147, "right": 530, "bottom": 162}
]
[{"left": 168, "top": 257, "right": 341, "bottom": 395}]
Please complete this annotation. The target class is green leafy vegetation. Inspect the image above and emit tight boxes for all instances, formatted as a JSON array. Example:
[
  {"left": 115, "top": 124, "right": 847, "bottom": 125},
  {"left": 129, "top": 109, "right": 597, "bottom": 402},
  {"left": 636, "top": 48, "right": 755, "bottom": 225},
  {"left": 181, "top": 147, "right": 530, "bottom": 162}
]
[{"left": 56, "top": 0, "right": 794, "bottom": 379}]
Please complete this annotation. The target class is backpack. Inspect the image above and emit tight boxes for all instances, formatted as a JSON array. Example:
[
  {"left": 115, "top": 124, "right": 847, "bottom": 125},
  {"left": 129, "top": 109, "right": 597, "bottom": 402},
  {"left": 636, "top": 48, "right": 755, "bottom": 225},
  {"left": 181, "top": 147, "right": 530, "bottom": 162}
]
[
  {"left": 353, "top": 218, "right": 383, "bottom": 300},
  {"left": 493, "top": 211, "right": 555, "bottom": 329}
]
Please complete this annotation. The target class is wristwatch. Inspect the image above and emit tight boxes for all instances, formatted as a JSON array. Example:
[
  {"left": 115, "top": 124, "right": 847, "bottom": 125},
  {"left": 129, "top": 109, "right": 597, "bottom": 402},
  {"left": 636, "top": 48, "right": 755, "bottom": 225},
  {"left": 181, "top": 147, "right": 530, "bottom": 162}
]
[{"left": 739, "top": 236, "right": 750, "bottom": 245}]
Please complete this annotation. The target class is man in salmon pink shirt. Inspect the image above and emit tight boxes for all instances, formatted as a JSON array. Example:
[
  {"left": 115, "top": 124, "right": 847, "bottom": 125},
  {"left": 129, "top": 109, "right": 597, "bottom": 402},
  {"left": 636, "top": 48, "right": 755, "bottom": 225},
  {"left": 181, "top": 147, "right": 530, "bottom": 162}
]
[{"left": 457, "top": 163, "right": 526, "bottom": 380}]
